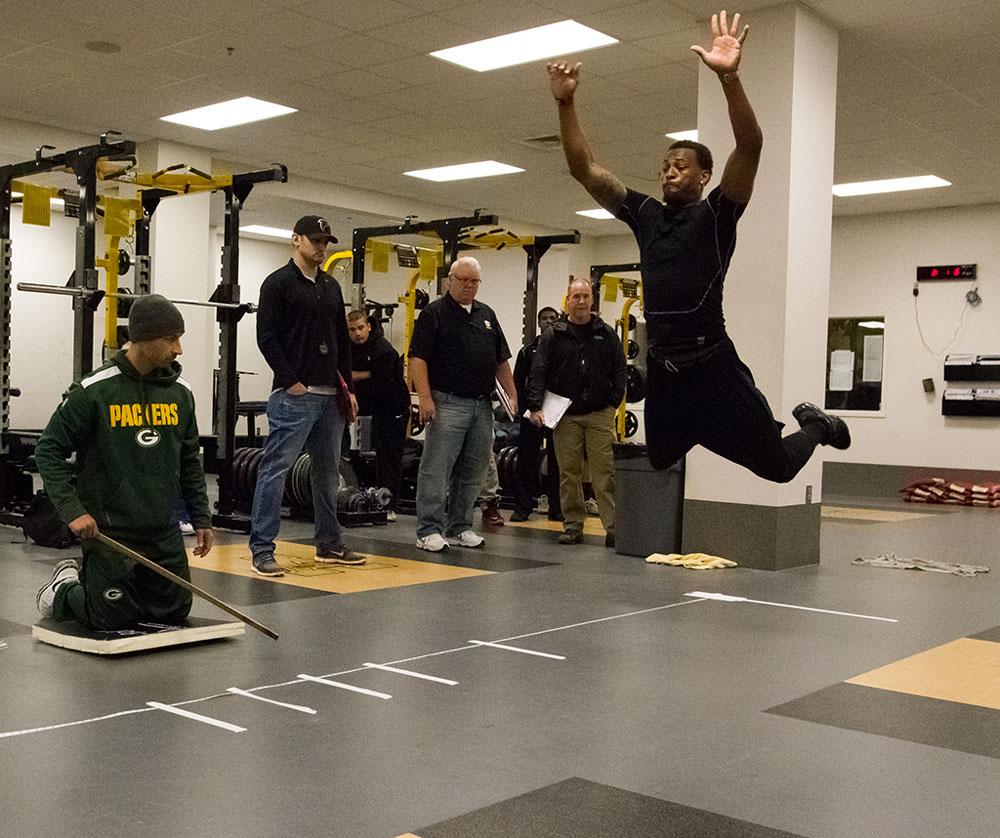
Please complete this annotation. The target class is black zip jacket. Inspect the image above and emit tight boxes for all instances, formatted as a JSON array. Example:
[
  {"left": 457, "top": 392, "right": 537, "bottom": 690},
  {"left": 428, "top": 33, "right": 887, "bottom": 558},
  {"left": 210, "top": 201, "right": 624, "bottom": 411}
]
[
  {"left": 352, "top": 333, "right": 410, "bottom": 416},
  {"left": 257, "top": 259, "right": 353, "bottom": 392},
  {"left": 527, "top": 315, "right": 627, "bottom": 415}
]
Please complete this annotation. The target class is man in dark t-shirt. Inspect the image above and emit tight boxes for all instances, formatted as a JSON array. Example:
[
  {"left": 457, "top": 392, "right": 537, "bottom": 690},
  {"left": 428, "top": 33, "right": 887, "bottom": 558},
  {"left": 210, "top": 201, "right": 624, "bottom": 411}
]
[{"left": 545, "top": 10, "right": 850, "bottom": 483}]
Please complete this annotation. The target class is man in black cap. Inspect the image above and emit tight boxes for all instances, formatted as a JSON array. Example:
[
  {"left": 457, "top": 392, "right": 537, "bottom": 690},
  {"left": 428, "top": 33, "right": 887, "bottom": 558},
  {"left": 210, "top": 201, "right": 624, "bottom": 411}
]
[
  {"left": 35, "top": 294, "right": 214, "bottom": 629},
  {"left": 249, "top": 216, "right": 365, "bottom": 576}
]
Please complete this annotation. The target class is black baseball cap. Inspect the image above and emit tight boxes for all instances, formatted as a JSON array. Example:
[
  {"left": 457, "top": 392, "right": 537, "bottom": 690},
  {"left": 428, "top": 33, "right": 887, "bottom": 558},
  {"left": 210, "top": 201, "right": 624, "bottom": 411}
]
[{"left": 293, "top": 215, "right": 338, "bottom": 243}]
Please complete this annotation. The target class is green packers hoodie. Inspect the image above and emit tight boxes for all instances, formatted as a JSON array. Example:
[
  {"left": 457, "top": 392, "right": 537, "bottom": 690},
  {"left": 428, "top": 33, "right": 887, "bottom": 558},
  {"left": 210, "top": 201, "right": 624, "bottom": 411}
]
[{"left": 36, "top": 350, "right": 211, "bottom": 536}]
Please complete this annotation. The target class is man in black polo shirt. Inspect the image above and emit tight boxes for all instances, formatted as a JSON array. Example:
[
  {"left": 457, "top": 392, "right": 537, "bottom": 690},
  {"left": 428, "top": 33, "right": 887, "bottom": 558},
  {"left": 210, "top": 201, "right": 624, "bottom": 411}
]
[
  {"left": 347, "top": 309, "right": 409, "bottom": 521},
  {"left": 409, "top": 256, "right": 517, "bottom": 552},
  {"left": 249, "top": 216, "right": 365, "bottom": 576},
  {"left": 545, "top": 10, "right": 850, "bottom": 484}
]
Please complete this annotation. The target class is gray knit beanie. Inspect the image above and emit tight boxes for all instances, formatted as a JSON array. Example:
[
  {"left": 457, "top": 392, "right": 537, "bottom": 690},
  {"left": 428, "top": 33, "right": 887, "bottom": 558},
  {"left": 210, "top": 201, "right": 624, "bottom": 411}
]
[{"left": 128, "top": 294, "right": 185, "bottom": 342}]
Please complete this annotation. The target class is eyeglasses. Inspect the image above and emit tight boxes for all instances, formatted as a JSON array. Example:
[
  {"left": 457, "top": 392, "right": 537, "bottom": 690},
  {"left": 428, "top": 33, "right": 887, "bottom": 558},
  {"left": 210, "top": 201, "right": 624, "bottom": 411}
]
[{"left": 450, "top": 276, "right": 481, "bottom": 286}]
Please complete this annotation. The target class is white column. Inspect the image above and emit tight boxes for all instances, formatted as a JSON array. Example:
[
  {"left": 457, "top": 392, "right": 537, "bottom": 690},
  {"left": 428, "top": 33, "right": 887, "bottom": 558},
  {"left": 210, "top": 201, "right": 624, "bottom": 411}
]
[{"left": 682, "top": 3, "right": 838, "bottom": 565}]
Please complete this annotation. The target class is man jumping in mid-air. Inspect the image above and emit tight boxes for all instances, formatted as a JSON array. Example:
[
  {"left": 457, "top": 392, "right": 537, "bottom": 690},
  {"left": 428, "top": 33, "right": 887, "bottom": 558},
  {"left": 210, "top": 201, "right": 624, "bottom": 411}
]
[{"left": 546, "top": 9, "right": 849, "bottom": 481}]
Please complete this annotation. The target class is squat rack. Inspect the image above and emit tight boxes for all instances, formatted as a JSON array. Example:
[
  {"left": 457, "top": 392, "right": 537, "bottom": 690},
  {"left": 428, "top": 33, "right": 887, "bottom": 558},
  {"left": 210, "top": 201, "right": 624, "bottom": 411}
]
[{"left": 2, "top": 133, "right": 287, "bottom": 530}]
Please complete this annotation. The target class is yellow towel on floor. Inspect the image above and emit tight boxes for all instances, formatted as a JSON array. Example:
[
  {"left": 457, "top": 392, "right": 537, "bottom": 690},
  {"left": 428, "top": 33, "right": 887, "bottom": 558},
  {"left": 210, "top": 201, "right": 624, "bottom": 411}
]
[{"left": 646, "top": 552, "right": 737, "bottom": 569}]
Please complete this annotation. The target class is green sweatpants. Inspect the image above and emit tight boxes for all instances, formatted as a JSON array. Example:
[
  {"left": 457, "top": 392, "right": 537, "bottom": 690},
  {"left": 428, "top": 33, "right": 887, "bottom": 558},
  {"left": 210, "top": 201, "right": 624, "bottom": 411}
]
[{"left": 53, "top": 529, "right": 191, "bottom": 630}]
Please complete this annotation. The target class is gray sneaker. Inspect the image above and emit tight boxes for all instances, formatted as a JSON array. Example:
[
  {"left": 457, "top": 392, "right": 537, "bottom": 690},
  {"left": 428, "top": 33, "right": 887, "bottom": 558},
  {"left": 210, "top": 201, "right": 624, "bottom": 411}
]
[
  {"left": 36, "top": 559, "right": 80, "bottom": 616},
  {"left": 251, "top": 553, "right": 284, "bottom": 577},
  {"left": 316, "top": 544, "right": 367, "bottom": 565}
]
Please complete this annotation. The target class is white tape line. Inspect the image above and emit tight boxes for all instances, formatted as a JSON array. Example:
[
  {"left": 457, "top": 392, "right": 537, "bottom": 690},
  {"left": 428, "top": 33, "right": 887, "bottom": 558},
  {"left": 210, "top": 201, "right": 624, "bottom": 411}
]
[
  {"left": 685, "top": 591, "right": 897, "bottom": 622},
  {"left": 467, "top": 640, "right": 566, "bottom": 660},
  {"left": 362, "top": 663, "right": 458, "bottom": 685},
  {"left": 146, "top": 701, "right": 246, "bottom": 732},
  {"left": 226, "top": 687, "right": 317, "bottom": 714},
  {"left": 297, "top": 673, "right": 392, "bottom": 700}
]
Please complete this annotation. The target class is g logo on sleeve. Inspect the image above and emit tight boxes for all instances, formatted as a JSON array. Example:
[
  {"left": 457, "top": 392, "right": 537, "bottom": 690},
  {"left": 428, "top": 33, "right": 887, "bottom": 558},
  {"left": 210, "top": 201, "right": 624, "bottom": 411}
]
[{"left": 135, "top": 428, "right": 161, "bottom": 447}]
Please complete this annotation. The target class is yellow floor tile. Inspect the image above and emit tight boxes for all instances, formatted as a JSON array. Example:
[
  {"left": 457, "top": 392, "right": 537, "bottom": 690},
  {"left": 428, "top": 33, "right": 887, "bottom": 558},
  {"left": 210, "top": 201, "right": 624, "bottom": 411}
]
[
  {"left": 846, "top": 637, "right": 1000, "bottom": 710},
  {"left": 191, "top": 541, "right": 492, "bottom": 594},
  {"left": 821, "top": 506, "right": 931, "bottom": 523},
  {"left": 506, "top": 516, "right": 606, "bottom": 536}
]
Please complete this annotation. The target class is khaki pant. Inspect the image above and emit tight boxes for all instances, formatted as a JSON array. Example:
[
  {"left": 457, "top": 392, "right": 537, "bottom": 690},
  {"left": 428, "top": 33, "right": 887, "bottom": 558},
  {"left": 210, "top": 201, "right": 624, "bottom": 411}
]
[{"left": 552, "top": 406, "right": 615, "bottom": 535}]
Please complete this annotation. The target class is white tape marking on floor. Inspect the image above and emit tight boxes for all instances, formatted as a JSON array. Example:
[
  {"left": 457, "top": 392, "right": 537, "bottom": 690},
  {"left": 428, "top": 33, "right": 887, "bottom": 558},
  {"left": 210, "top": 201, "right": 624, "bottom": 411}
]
[
  {"left": 297, "top": 673, "right": 392, "bottom": 700},
  {"left": 146, "top": 701, "right": 246, "bottom": 732},
  {"left": 685, "top": 591, "right": 897, "bottom": 622},
  {"left": 362, "top": 663, "right": 458, "bottom": 685},
  {"left": 467, "top": 640, "right": 565, "bottom": 660},
  {"left": 226, "top": 687, "right": 318, "bottom": 714}
]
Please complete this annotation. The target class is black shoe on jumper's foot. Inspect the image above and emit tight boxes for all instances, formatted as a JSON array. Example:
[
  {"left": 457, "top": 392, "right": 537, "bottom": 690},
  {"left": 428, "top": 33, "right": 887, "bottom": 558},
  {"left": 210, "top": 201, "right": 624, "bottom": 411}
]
[{"left": 792, "top": 402, "right": 851, "bottom": 450}]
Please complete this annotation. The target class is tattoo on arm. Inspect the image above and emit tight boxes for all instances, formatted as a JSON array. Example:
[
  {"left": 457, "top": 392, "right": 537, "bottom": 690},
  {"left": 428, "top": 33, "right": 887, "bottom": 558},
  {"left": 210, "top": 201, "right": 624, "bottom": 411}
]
[{"left": 588, "top": 170, "right": 627, "bottom": 213}]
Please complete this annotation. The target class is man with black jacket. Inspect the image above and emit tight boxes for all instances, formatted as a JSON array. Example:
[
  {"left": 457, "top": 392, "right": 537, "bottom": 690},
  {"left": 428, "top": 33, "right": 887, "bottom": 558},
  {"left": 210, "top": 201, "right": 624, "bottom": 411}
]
[
  {"left": 249, "top": 216, "right": 365, "bottom": 577},
  {"left": 529, "top": 279, "right": 627, "bottom": 545},
  {"left": 348, "top": 309, "right": 409, "bottom": 520},
  {"left": 511, "top": 306, "right": 561, "bottom": 522}
]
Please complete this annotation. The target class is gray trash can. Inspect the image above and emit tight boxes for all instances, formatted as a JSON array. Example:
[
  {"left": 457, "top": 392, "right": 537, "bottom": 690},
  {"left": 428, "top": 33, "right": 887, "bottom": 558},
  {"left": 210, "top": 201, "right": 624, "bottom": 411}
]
[{"left": 613, "top": 443, "right": 684, "bottom": 557}]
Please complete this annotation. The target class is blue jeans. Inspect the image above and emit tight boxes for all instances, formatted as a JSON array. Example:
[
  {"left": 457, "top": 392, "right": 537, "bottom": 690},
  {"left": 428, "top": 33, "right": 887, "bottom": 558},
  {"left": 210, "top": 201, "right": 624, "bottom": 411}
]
[
  {"left": 416, "top": 391, "right": 493, "bottom": 538},
  {"left": 250, "top": 390, "right": 346, "bottom": 559}
]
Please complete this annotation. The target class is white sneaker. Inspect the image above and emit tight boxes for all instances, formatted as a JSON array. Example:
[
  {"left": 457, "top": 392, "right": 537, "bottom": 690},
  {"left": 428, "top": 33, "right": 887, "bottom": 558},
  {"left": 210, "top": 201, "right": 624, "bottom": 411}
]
[
  {"left": 536, "top": 494, "right": 549, "bottom": 513},
  {"left": 447, "top": 530, "right": 486, "bottom": 549},
  {"left": 585, "top": 498, "right": 599, "bottom": 515},
  {"left": 178, "top": 520, "right": 195, "bottom": 536},
  {"left": 36, "top": 559, "right": 80, "bottom": 617},
  {"left": 416, "top": 533, "right": 450, "bottom": 552},
  {"left": 386, "top": 510, "right": 398, "bottom": 522}
]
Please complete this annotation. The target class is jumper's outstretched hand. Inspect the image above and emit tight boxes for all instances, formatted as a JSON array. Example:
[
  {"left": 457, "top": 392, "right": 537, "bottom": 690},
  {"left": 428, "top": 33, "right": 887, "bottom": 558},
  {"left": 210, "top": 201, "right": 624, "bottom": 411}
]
[
  {"left": 547, "top": 61, "right": 582, "bottom": 103},
  {"left": 690, "top": 10, "right": 748, "bottom": 75}
]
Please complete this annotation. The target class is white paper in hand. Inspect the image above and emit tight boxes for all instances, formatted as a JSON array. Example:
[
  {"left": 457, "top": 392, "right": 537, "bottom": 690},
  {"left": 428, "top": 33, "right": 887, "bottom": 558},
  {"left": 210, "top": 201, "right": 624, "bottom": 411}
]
[{"left": 525, "top": 390, "right": 572, "bottom": 429}]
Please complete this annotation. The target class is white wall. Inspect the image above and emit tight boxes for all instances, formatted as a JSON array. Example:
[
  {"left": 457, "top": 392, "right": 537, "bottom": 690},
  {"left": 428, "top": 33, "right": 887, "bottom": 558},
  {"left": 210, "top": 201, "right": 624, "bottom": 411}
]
[{"left": 828, "top": 203, "right": 1000, "bottom": 470}]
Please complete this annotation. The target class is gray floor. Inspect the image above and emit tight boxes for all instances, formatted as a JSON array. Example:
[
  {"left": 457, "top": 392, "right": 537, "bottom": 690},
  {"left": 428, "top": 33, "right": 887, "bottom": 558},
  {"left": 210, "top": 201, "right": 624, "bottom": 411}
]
[{"left": 2, "top": 495, "right": 999, "bottom": 838}]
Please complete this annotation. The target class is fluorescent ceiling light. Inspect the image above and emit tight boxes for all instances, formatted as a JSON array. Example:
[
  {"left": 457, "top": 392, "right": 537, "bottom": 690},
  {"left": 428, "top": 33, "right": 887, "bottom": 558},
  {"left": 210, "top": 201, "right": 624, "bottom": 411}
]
[
  {"left": 404, "top": 160, "right": 524, "bottom": 182},
  {"left": 576, "top": 208, "right": 615, "bottom": 220},
  {"left": 431, "top": 20, "right": 617, "bottom": 72},
  {"left": 665, "top": 129, "right": 698, "bottom": 141},
  {"left": 832, "top": 175, "right": 950, "bottom": 197},
  {"left": 161, "top": 97, "right": 296, "bottom": 131},
  {"left": 857, "top": 321, "right": 885, "bottom": 329},
  {"left": 240, "top": 225, "right": 293, "bottom": 239}
]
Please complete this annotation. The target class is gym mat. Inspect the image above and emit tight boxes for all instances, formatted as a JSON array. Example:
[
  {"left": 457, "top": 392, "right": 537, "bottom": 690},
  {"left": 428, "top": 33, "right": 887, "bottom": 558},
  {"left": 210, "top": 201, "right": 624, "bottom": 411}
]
[
  {"left": 820, "top": 506, "right": 931, "bottom": 523},
  {"left": 768, "top": 627, "right": 1000, "bottom": 759},
  {"left": 0, "top": 618, "right": 32, "bottom": 638},
  {"left": 33, "top": 616, "right": 243, "bottom": 655},
  {"left": 191, "top": 541, "right": 492, "bottom": 594},
  {"left": 400, "top": 776, "right": 805, "bottom": 837}
]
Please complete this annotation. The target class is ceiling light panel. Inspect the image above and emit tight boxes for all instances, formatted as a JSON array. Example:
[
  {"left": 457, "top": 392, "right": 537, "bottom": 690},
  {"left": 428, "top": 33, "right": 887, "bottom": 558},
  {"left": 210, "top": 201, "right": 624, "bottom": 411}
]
[
  {"left": 404, "top": 160, "right": 524, "bottom": 182},
  {"left": 161, "top": 97, "right": 297, "bottom": 131},
  {"left": 431, "top": 20, "right": 617, "bottom": 72},
  {"left": 832, "top": 175, "right": 951, "bottom": 197}
]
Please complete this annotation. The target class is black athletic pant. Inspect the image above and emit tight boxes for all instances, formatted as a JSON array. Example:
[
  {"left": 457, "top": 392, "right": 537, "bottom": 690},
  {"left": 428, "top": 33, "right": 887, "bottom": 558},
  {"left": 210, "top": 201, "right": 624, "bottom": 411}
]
[
  {"left": 513, "top": 418, "right": 561, "bottom": 516},
  {"left": 371, "top": 410, "right": 408, "bottom": 511},
  {"left": 643, "top": 338, "right": 823, "bottom": 482}
]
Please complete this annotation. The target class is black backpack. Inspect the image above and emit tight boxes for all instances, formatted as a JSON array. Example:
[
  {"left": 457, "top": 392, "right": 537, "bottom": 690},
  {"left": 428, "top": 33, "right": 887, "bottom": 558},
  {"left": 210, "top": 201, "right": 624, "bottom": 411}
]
[{"left": 22, "top": 491, "right": 75, "bottom": 549}]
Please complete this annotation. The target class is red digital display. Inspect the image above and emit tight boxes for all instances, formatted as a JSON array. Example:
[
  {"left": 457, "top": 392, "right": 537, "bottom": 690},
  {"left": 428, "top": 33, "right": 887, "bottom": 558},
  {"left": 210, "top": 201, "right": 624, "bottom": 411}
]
[{"left": 916, "top": 264, "right": 976, "bottom": 281}]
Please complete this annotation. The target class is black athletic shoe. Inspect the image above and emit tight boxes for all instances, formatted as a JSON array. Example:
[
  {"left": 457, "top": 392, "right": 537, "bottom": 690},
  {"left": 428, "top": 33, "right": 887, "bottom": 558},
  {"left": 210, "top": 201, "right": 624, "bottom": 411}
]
[
  {"left": 316, "top": 544, "right": 367, "bottom": 565},
  {"left": 252, "top": 553, "right": 284, "bottom": 577},
  {"left": 792, "top": 402, "right": 851, "bottom": 450},
  {"left": 510, "top": 511, "right": 531, "bottom": 522}
]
